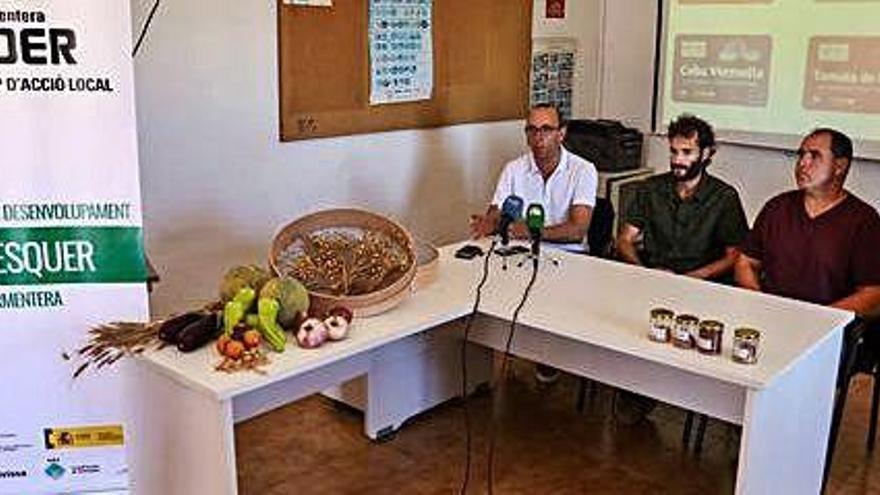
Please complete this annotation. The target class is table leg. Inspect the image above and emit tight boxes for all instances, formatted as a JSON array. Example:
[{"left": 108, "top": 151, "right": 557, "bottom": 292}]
[
  {"left": 126, "top": 361, "right": 238, "bottom": 495},
  {"left": 735, "top": 330, "right": 842, "bottom": 494},
  {"left": 323, "top": 321, "right": 492, "bottom": 440}
]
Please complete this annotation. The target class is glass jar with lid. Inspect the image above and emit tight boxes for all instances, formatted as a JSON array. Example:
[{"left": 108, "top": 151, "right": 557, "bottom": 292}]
[
  {"left": 732, "top": 327, "right": 760, "bottom": 364},
  {"left": 697, "top": 320, "right": 724, "bottom": 355},
  {"left": 649, "top": 308, "right": 674, "bottom": 343},
  {"left": 673, "top": 314, "right": 699, "bottom": 349}
]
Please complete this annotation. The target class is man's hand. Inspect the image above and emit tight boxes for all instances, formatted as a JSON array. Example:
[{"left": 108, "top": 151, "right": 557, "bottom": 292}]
[
  {"left": 832, "top": 285, "right": 880, "bottom": 317},
  {"left": 683, "top": 247, "right": 741, "bottom": 280},
  {"left": 470, "top": 206, "right": 502, "bottom": 239},
  {"left": 469, "top": 214, "right": 495, "bottom": 239},
  {"left": 538, "top": 205, "right": 592, "bottom": 243},
  {"left": 509, "top": 222, "right": 529, "bottom": 240},
  {"left": 616, "top": 223, "right": 643, "bottom": 266},
  {"left": 734, "top": 253, "right": 762, "bottom": 291}
]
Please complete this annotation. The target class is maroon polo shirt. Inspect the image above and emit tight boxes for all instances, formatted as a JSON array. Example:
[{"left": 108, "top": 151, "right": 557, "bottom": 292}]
[{"left": 741, "top": 190, "right": 880, "bottom": 305}]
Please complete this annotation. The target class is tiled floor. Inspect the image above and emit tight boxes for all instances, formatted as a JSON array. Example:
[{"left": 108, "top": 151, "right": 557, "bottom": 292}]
[{"left": 236, "top": 360, "right": 880, "bottom": 494}]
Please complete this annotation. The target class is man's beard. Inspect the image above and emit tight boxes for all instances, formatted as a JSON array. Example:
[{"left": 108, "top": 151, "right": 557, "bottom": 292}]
[{"left": 671, "top": 158, "right": 707, "bottom": 182}]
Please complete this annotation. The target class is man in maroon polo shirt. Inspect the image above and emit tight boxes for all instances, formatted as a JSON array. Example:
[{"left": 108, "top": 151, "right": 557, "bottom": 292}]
[{"left": 735, "top": 128, "right": 880, "bottom": 316}]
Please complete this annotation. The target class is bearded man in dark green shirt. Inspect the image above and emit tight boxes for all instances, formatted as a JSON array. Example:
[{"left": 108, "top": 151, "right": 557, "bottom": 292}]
[
  {"left": 613, "top": 114, "right": 749, "bottom": 425},
  {"left": 617, "top": 114, "right": 748, "bottom": 283}
]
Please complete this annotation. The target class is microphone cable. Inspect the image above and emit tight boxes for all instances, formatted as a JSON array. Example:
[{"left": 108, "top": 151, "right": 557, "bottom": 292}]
[
  {"left": 458, "top": 238, "right": 496, "bottom": 495},
  {"left": 486, "top": 254, "right": 539, "bottom": 495}
]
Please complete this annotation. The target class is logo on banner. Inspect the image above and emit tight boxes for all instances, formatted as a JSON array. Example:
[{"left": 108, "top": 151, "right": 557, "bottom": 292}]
[
  {"left": 44, "top": 462, "right": 65, "bottom": 480},
  {"left": 43, "top": 425, "right": 124, "bottom": 450},
  {"left": 0, "top": 8, "right": 119, "bottom": 94},
  {"left": 0, "top": 469, "right": 27, "bottom": 479},
  {"left": 70, "top": 463, "right": 101, "bottom": 476},
  {"left": 0, "top": 226, "right": 146, "bottom": 287}
]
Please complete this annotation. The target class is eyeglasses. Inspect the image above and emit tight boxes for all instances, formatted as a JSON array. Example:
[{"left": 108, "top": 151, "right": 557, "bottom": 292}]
[{"left": 524, "top": 125, "right": 560, "bottom": 136}]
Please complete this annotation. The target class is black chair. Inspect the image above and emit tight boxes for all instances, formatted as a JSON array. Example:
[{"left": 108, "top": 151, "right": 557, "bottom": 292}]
[
  {"left": 863, "top": 322, "right": 880, "bottom": 451},
  {"left": 586, "top": 197, "right": 615, "bottom": 258},
  {"left": 821, "top": 319, "right": 868, "bottom": 493},
  {"left": 682, "top": 411, "right": 709, "bottom": 453}
]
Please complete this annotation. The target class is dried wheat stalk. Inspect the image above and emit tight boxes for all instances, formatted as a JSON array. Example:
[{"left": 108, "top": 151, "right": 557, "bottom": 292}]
[{"left": 278, "top": 229, "right": 411, "bottom": 296}]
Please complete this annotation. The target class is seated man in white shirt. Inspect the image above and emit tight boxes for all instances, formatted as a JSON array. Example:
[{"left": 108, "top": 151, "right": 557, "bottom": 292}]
[
  {"left": 470, "top": 104, "right": 599, "bottom": 383},
  {"left": 470, "top": 104, "right": 598, "bottom": 250}
]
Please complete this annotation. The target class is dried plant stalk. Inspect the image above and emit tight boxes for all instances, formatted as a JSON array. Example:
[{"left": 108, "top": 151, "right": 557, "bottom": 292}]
[
  {"left": 67, "top": 321, "right": 163, "bottom": 379},
  {"left": 277, "top": 228, "right": 411, "bottom": 297}
]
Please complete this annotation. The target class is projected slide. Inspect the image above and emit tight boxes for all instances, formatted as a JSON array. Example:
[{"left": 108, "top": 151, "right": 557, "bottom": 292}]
[
  {"left": 804, "top": 36, "right": 880, "bottom": 114},
  {"left": 672, "top": 35, "right": 771, "bottom": 107},
  {"left": 679, "top": 0, "right": 772, "bottom": 4},
  {"left": 660, "top": 0, "right": 880, "bottom": 157}
]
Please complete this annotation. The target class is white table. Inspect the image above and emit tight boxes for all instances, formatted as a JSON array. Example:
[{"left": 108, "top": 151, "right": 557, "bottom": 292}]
[{"left": 128, "top": 241, "right": 852, "bottom": 495}]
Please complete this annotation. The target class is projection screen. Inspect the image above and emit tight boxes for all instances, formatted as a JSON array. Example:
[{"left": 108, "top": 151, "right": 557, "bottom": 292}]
[{"left": 657, "top": 0, "right": 880, "bottom": 159}]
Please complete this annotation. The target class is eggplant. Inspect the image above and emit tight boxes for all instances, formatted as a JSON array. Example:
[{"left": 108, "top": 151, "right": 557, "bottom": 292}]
[
  {"left": 158, "top": 312, "right": 205, "bottom": 344},
  {"left": 176, "top": 313, "right": 221, "bottom": 352}
]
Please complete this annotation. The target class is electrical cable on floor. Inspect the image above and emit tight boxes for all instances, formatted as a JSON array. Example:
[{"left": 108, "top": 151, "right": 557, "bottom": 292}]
[
  {"left": 458, "top": 239, "right": 496, "bottom": 495},
  {"left": 486, "top": 255, "right": 539, "bottom": 495},
  {"left": 132, "top": 0, "right": 162, "bottom": 57}
]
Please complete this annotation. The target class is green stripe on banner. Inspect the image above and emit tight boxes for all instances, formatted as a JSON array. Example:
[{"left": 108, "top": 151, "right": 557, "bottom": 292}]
[{"left": 0, "top": 227, "right": 146, "bottom": 285}]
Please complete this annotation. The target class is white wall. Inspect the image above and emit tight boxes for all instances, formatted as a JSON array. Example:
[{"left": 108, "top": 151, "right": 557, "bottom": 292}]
[
  {"left": 597, "top": 0, "right": 658, "bottom": 132},
  {"left": 132, "top": 0, "right": 598, "bottom": 316}
]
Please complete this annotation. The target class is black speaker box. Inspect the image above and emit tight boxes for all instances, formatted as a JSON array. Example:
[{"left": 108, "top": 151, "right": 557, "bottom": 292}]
[{"left": 564, "top": 119, "right": 643, "bottom": 173}]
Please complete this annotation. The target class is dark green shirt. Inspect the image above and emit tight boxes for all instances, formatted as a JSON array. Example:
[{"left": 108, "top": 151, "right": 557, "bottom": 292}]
[{"left": 625, "top": 172, "right": 748, "bottom": 278}]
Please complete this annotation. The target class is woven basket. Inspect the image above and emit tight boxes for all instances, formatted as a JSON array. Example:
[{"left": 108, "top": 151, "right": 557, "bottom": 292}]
[
  {"left": 412, "top": 240, "right": 439, "bottom": 292},
  {"left": 269, "top": 208, "right": 416, "bottom": 318}
]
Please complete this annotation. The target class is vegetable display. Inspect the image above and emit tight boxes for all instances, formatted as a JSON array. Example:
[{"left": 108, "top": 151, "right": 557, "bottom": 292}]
[{"left": 73, "top": 263, "right": 358, "bottom": 376}]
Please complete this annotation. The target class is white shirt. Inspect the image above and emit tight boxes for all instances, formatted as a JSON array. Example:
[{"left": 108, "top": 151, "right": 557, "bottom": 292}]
[
  {"left": 490, "top": 147, "right": 598, "bottom": 251},
  {"left": 491, "top": 147, "right": 598, "bottom": 225}
]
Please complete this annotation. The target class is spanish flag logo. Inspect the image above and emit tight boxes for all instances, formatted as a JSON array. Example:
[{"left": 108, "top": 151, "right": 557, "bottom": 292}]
[{"left": 43, "top": 424, "right": 124, "bottom": 450}]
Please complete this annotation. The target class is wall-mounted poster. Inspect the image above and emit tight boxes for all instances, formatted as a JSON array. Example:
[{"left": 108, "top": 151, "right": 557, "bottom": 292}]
[
  {"left": 531, "top": 37, "right": 577, "bottom": 120},
  {"left": 369, "top": 0, "right": 433, "bottom": 105}
]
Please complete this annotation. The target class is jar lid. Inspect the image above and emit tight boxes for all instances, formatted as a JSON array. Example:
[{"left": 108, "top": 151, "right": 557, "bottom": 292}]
[
  {"left": 699, "top": 320, "right": 724, "bottom": 331},
  {"left": 650, "top": 308, "right": 674, "bottom": 318},
  {"left": 735, "top": 327, "right": 761, "bottom": 340},
  {"left": 675, "top": 314, "right": 699, "bottom": 324}
]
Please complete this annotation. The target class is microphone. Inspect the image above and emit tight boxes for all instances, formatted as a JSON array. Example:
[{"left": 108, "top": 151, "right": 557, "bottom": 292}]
[
  {"left": 526, "top": 203, "right": 545, "bottom": 257},
  {"left": 498, "top": 195, "right": 524, "bottom": 246}
]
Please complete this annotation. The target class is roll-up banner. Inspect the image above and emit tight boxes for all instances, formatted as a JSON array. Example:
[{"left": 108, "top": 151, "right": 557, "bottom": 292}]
[{"left": 0, "top": 1, "right": 148, "bottom": 493}]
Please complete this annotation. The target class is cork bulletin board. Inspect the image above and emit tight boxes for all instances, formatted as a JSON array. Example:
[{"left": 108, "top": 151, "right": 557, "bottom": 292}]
[{"left": 277, "top": 0, "right": 534, "bottom": 141}]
